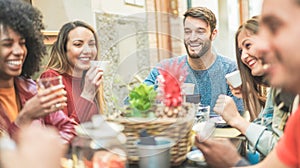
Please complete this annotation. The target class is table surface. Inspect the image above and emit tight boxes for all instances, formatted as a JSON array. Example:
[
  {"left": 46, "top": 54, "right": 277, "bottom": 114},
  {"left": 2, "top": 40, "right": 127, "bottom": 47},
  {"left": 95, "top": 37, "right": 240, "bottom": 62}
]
[
  {"left": 66, "top": 126, "right": 246, "bottom": 168},
  {"left": 127, "top": 128, "right": 246, "bottom": 168}
]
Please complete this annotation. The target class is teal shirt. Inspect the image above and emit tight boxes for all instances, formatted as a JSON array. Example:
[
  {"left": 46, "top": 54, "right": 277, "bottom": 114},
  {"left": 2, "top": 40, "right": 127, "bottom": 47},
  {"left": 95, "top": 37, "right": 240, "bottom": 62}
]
[{"left": 144, "top": 55, "right": 244, "bottom": 116}]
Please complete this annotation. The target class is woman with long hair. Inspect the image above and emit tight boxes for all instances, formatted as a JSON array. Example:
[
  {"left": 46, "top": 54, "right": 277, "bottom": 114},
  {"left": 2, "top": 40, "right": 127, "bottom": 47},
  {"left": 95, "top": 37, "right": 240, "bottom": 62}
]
[
  {"left": 40, "top": 21, "right": 105, "bottom": 123},
  {"left": 234, "top": 17, "right": 269, "bottom": 120},
  {"left": 213, "top": 17, "right": 296, "bottom": 157}
]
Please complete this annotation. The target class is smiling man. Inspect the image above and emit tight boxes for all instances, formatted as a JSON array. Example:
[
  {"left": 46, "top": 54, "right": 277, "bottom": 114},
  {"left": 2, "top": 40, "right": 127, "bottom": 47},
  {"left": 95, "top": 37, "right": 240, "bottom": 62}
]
[
  {"left": 258, "top": 1, "right": 300, "bottom": 92},
  {"left": 144, "top": 7, "right": 243, "bottom": 115}
]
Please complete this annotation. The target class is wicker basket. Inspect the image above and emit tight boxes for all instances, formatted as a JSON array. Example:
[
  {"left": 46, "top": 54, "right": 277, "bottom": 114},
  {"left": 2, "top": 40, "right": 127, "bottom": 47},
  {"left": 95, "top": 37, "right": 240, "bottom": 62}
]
[{"left": 111, "top": 103, "right": 195, "bottom": 166}]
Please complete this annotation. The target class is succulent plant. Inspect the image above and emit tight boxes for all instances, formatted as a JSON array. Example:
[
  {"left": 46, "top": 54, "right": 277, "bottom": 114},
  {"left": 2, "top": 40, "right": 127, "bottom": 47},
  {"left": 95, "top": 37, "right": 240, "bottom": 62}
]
[
  {"left": 128, "top": 83, "right": 157, "bottom": 116},
  {"left": 158, "top": 59, "right": 187, "bottom": 107}
]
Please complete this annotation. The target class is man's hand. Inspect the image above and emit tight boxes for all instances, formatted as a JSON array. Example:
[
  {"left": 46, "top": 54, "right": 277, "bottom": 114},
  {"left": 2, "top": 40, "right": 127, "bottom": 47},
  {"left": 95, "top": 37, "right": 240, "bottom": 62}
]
[{"left": 195, "top": 135, "right": 242, "bottom": 168}]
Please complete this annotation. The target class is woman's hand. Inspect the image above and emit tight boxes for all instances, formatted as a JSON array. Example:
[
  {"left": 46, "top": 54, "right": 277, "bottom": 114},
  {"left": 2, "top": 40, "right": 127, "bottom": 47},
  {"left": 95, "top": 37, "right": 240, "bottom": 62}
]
[
  {"left": 15, "top": 84, "right": 67, "bottom": 126},
  {"left": 227, "top": 81, "right": 243, "bottom": 98},
  {"left": 81, "top": 65, "right": 103, "bottom": 101},
  {"left": 213, "top": 95, "right": 242, "bottom": 126}
]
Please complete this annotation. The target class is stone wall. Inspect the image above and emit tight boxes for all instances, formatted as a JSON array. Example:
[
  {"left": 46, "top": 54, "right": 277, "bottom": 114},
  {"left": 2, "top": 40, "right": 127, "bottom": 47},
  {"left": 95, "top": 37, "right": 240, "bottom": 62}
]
[{"left": 95, "top": 12, "right": 150, "bottom": 113}]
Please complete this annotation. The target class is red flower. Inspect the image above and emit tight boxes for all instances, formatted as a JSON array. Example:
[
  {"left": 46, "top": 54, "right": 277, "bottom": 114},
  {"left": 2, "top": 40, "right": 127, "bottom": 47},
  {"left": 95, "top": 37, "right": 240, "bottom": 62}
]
[{"left": 158, "top": 59, "right": 187, "bottom": 107}]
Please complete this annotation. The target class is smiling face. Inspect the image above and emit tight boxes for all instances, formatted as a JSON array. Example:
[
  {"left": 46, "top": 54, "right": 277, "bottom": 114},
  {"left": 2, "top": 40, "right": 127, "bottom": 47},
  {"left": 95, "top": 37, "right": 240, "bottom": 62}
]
[
  {"left": 66, "top": 26, "right": 97, "bottom": 73},
  {"left": 184, "top": 16, "right": 217, "bottom": 59},
  {"left": 257, "top": 0, "right": 300, "bottom": 92},
  {"left": 0, "top": 27, "right": 27, "bottom": 80},
  {"left": 237, "top": 30, "right": 264, "bottom": 77}
]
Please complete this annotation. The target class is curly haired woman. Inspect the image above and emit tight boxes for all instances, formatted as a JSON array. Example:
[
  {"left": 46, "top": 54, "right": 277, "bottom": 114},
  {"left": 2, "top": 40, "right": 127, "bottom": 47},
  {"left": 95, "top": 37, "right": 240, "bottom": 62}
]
[{"left": 0, "top": 0, "right": 76, "bottom": 143}]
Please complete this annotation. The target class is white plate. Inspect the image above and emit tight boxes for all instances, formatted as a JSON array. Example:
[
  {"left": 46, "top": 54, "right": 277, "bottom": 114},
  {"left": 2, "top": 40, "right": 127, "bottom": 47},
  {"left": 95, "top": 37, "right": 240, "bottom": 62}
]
[
  {"left": 75, "top": 121, "right": 124, "bottom": 138},
  {"left": 80, "top": 121, "right": 124, "bottom": 132},
  {"left": 187, "top": 149, "right": 207, "bottom": 166}
]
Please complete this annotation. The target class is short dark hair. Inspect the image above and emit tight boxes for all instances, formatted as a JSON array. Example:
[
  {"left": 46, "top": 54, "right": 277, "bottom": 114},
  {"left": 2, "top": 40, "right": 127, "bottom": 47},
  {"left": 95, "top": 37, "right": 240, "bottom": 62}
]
[
  {"left": 183, "top": 7, "right": 217, "bottom": 33},
  {"left": 0, "top": 0, "right": 46, "bottom": 77}
]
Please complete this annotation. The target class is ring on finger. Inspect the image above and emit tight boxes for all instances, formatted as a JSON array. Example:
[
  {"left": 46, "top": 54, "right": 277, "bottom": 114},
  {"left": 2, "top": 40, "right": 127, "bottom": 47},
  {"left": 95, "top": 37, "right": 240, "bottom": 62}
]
[{"left": 55, "top": 103, "right": 61, "bottom": 109}]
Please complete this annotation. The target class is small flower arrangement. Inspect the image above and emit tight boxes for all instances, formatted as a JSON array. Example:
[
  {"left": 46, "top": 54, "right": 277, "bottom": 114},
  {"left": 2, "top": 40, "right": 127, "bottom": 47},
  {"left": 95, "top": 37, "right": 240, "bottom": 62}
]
[
  {"left": 117, "top": 60, "right": 194, "bottom": 166},
  {"left": 127, "top": 59, "right": 189, "bottom": 118},
  {"left": 155, "top": 59, "right": 189, "bottom": 118},
  {"left": 157, "top": 59, "right": 187, "bottom": 107}
]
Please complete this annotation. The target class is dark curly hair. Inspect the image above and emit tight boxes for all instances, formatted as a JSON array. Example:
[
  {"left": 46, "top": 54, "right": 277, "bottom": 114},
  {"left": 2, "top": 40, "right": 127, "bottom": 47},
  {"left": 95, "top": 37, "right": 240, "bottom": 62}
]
[{"left": 0, "top": 0, "right": 46, "bottom": 77}]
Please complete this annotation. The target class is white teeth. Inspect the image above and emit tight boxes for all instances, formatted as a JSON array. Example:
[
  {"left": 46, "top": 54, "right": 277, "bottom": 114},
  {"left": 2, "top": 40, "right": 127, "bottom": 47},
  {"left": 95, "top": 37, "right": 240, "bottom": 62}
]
[
  {"left": 263, "top": 64, "right": 270, "bottom": 70},
  {"left": 79, "top": 57, "right": 90, "bottom": 61},
  {"left": 190, "top": 44, "right": 200, "bottom": 47},
  {"left": 248, "top": 60, "right": 256, "bottom": 66},
  {"left": 7, "top": 60, "right": 22, "bottom": 66}
]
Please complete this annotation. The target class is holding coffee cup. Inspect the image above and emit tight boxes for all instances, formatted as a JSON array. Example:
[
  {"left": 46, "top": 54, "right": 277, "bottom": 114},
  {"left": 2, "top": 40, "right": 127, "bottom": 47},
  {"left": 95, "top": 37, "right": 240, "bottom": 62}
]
[
  {"left": 225, "top": 70, "right": 242, "bottom": 88},
  {"left": 90, "top": 60, "right": 110, "bottom": 72}
]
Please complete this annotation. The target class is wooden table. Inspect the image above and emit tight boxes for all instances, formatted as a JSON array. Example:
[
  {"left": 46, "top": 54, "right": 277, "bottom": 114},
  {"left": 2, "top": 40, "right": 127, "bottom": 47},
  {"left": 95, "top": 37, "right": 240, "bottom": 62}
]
[{"left": 128, "top": 127, "right": 246, "bottom": 168}]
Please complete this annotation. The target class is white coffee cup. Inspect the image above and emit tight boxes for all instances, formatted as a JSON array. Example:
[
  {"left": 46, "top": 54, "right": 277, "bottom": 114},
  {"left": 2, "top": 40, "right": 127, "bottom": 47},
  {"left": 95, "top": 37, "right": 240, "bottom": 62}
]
[
  {"left": 225, "top": 70, "right": 242, "bottom": 88},
  {"left": 182, "top": 83, "right": 195, "bottom": 95},
  {"left": 90, "top": 60, "right": 110, "bottom": 71},
  {"left": 91, "top": 114, "right": 106, "bottom": 128}
]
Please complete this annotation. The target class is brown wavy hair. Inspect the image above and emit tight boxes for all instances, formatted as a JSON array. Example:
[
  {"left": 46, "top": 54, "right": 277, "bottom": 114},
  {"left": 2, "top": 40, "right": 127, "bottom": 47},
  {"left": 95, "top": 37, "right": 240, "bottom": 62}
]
[
  {"left": 46, "top": 21, "right": 105, "bottom": 114},
  {"left": 47, "top": 21, "right": 99, "bottom": 73},
  {"left": 235, "top": 16, "right": 269, "bottom": 120}
]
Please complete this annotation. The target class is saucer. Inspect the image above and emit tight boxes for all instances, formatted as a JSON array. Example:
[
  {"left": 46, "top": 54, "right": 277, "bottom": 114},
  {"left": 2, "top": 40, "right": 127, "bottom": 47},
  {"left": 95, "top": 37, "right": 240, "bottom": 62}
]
[{"left": 187, "top": 149, "right": 207, "bottom": 166}]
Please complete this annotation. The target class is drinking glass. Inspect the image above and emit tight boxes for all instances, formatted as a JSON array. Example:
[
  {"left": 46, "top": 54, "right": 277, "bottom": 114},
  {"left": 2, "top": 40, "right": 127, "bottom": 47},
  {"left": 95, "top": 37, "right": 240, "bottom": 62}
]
[
  {"left": 37, "top": 76, "right": 64, "bottom": 109},
  {"left": 195, "top": 104, "right": 210, "bottom": 123},
  {"left": 37, "top": 76, "right": 63, "bottom": 90}
]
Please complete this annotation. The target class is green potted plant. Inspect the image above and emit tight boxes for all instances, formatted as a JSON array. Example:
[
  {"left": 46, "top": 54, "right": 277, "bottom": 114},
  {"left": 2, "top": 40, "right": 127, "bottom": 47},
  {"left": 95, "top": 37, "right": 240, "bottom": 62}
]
[
  {"left": 128, "top": 83, "right": 157, "bottom": 118},
  {"left": 114, "top": 60, "right": 195, "bottom": 166}
]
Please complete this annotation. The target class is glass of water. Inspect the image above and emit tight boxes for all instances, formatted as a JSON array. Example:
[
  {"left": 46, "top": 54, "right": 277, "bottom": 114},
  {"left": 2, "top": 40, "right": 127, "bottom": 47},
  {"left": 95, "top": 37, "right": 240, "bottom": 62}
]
[{"left": 195, "top": 104, "right": 210, "bottom": 123}]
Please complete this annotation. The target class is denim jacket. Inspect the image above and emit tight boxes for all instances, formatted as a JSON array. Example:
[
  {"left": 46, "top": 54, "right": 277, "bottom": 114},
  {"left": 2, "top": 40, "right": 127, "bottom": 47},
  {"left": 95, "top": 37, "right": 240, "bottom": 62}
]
[{"left": 245, "top": 88, "right": 296, "bottom": 156}]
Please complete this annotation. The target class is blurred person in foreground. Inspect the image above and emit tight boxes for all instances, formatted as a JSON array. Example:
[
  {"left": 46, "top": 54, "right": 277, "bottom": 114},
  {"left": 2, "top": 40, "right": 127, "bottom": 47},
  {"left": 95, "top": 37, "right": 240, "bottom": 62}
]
[
  {"left": 195, "top": 16, "right": 298, "bottom": 168},
  {"left": 202, "top": 0, "right": 300, "bottom": 167},
  {"left": 236, "top": 0, "right": 300, "bottom": 167},
  {"left": 0, "top": 126, "right": 63, "bottom": 168},
  {"left": 0, "top": 0, "right": 76, "bottom": 143},
  {"left": 144, "top": 7, "right": 244, "bottom": 116}
]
